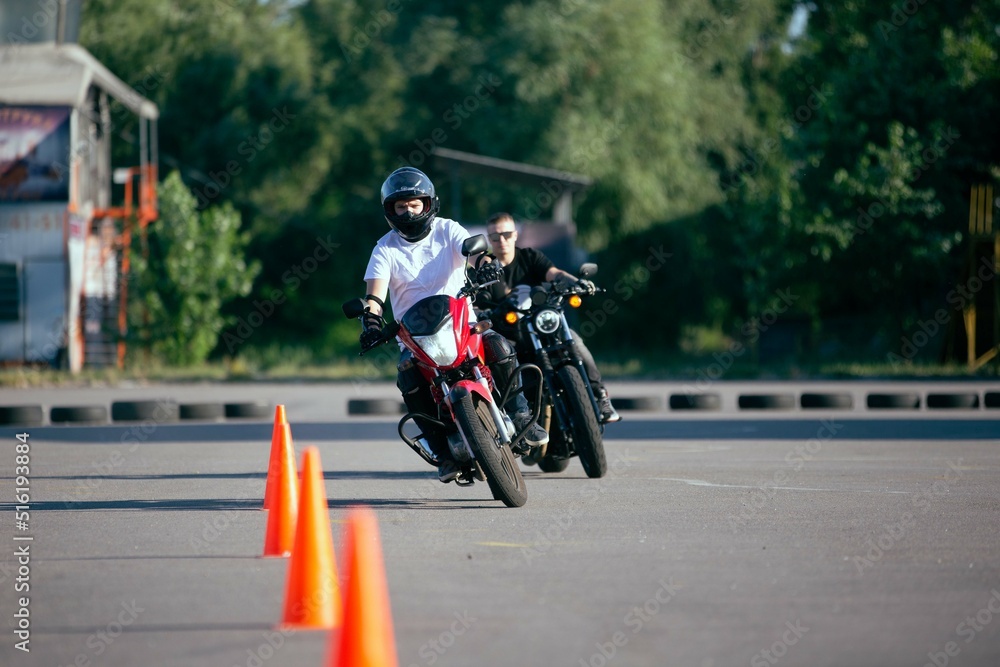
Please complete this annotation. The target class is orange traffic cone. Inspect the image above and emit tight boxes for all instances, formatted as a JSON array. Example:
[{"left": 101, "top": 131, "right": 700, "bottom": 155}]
[
  {"left": 263, "top": 405, "right": 289, "bottom": 510},
  {"left": 328, "top": 507, "right": 398, "bottom": 667},
  {"left": 263, "top": 427, "right": 299, "bottom": 557},
  {"left": 280, "top": 447, "right": 341, "bottom": 630}
]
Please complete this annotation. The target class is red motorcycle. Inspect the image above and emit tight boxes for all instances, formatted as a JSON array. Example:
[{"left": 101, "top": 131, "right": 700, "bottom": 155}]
[{"left": 342, "top": 235, "right": 541, "bottom": 508}]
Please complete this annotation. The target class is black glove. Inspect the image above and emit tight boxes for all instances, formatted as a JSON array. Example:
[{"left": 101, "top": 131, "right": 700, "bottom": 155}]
[
  {"left": 476, "top": 260, "right": 503, "bottom": 284},
  {"left": 577, "top": 279, "right": 597, "bottom": 295},
  {"left": 360, "top": 310, "right": 385, "bottom": 349},
  {"left": 360, "top": 326, "right": 383, "bottom": 350}
]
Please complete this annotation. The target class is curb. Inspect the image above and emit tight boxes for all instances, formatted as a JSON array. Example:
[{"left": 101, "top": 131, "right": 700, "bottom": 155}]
[{"left": 3, "top": 385, "right": 996, "bottom": 426}]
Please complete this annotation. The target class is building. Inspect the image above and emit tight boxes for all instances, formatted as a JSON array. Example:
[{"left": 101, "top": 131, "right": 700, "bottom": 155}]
[{"left": 0, "top": 0, "right": 158, "bottom": 371}]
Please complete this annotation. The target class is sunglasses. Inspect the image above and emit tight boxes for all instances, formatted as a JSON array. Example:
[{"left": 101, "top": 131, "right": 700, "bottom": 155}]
[{"left": 488, "top": 231, "right": 515, "bottom": 242}]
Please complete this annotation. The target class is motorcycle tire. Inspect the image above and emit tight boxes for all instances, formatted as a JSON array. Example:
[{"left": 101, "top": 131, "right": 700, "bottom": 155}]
[
  {"left": 537, "top": 455, "right": 570, "bottom": 473},
  {"left": 556, "top": 365, "right": 607, "bottom": 478},
  {"left": 453, "top": 392, "right": 527, "bottom": 508}
]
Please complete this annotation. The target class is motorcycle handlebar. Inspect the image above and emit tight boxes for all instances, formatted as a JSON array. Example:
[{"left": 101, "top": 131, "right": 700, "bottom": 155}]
[
  {"left": 353, "top": 275, "right": 498, "bottom": 355},
  {"left": 457, "top": 278, "right": 500, "bottom": 299},
  {"left": 485, "top": 282, "right": 605, "bottom": 321},
  {"left": 549, "top": 281, "right": 606, "bottom": 297},
  {"left": 358, "top": 321, "right": 400, "bottom": 355}
]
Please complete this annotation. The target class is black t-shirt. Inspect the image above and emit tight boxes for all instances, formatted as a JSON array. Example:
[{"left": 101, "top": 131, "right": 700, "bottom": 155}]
[{"left": 477, "top": 247, "right": 554, "bottom": 310}]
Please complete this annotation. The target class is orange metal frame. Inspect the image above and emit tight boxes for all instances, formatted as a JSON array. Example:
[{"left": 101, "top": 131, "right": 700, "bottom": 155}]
[{"left": 92, "top": 164, "right": 158, "bottom": 368}]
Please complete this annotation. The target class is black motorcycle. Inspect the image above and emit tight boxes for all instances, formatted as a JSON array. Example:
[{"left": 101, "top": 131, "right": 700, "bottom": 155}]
[{"left": 482, "top": 263, "right": 608, "bottom": 478}]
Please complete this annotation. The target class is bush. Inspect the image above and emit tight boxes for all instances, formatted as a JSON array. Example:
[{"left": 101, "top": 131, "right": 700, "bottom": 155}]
[{"left": 129, "top": 171, "right": 260, "bottom": 366}]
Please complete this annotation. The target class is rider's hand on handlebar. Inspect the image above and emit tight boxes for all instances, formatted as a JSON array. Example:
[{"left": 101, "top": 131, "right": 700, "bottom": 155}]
[
  {"left": 359, "top": 309, "right": 386, "bottom": 349},
  {"left": 476, "top": 260, "right": 503, "bottom": 285},
  {"left": 360, "top": 326, "right": 383, "bottom": 350},
  {"left": 576, "top": 278, "right": 597, "bottom": 296}
]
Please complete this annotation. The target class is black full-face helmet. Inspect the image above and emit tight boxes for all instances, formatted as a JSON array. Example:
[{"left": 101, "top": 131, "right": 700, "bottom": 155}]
[{"left": 380, "top": 167, "right": 441, "bottom": 242}]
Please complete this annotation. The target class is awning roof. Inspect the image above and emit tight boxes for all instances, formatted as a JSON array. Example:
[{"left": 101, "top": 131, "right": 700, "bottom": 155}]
[
  {"left": 432, "top": 147, "right": 592, "bottom": 190},
  {"left": 0, "top": 42, "right": 158, "bottom": 119}
]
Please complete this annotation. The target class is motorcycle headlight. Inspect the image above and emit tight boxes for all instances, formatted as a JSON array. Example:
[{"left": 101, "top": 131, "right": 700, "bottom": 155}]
[
  {"left": 533, "top": 309, "right": 561, "bottom": 334},
  {"left": 412, "top": 314, "right": 459, "bottom": 366}
]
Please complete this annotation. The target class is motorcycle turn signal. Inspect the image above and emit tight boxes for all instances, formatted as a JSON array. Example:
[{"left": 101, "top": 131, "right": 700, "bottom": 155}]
[{"left": 568, "top": 294, "right": 583, "bottom": 308}]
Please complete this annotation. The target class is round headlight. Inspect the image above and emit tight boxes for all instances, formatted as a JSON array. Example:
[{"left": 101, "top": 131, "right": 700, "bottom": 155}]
[{"left": 533, "top": 309, "right": 561, "bottom": 334}]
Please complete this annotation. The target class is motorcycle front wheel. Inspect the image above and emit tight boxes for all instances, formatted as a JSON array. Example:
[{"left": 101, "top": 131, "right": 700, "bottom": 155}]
[
  {"left": 556, "top": 365, "right": 607, "bottom": 478},
  {"left": 453, "top": 392, "right": 527, "bottom": 507}
]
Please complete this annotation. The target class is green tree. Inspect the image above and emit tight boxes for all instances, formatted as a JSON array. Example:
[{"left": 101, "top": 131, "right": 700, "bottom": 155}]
[
  {"left": 129, "top": 171, "right": 260, "bottom": 365},
  {"left": 777, "top": 2, "right": 1000, "bottom": 356},
  {"left": 81, "top": 0, "right": 346, "bottom": 351}
]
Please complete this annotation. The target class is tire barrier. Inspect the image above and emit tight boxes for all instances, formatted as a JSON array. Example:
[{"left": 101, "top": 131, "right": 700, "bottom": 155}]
[
  {"left": 926, "top": 393, "right": 980, "bottom": 409},
  {"left": 111, "top": 400, "right": 180, "bottom": 423},
  {"left": 348, "top": 398, "right": 406, "bottom": 416},
  {"left": 4, "top": 385, "right": 993, "bottom": 428},
  {"left": 224, "top": 401, "right": 272, "bottom": 419},
  {"left": 50, "top": 405, "right": 109, "bottom": 424},
  {"left": 0, "top": 405, "right": 44, "bottom": 426},
  {"left": 668, "top": 393, "right": 721, "bottom": 410},
  {"left": 179, "top": 402, "right": 226, "bottom": 421},
  {"left": 867, "top": 393, "right": 921, "bottom": 409},
  {"left": 738, "top": 394, "right": 796, "bottom": 410},
  {"left": 800, "top": 393, "right": 854, "bottom": 410},
  {"left": 614, "top": 396, "right": 665, "bottom": 411}
]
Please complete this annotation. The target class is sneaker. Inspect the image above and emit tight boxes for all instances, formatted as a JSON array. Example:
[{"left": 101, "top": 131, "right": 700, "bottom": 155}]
[
  {"left": 437, "top": 459, "right": 460, "bottom": 483},
  {"left": 597, "top": 389, "right": 621, "bottom": 424},
  {"left": 511, "top": 411, "right": 548, "bottom": 455}
]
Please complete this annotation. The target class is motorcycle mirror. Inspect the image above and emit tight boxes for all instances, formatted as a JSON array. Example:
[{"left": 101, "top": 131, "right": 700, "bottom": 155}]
[
  {"left": 462, "top": 234, "right": 488, "bottom": 257},
  {"left": 579, "top": 263, "right": 598, "bottom": 278},
  {"left": 342, "top": 298, "right": 368, "bottom": 319}
]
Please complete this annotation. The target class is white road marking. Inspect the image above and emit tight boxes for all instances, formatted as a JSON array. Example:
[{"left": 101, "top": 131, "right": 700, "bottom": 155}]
[{"left": 655, "top": 477, "right": 910, "bottom": 493}]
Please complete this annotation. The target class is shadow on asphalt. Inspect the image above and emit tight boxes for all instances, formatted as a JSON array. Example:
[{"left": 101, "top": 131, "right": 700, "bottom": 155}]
[
  {"left": 8, "top": 470, "right": 430, "bottom": 481},
  {"left": 0, "top": 495, "right": 500, "bottom": 512},
  {"left": 0, "top": 498, "right": 262, "bottom": 511},
  {"left": 35, "top": 622, "right": 278, "bottom": 635}
]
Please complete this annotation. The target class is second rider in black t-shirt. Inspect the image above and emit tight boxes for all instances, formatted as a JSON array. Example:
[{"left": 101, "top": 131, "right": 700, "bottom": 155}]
[{"left": 475, "top": 212, "right": 620, "bottom": 424}]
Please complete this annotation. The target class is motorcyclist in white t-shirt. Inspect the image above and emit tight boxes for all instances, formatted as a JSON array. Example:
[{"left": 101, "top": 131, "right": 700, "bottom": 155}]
[{"left": 360, "top": 167, "right": 548, "bottom": 483}]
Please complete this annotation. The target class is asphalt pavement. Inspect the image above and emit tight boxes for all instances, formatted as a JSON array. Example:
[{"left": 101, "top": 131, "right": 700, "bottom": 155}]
[{"left": 0, "top": 381, "right": 998, "bottom": 666}]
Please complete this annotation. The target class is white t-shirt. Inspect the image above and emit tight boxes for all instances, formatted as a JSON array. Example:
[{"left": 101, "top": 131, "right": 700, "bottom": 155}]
[{"left": 364, "top": 217, "right": 473, "bottom": 322}]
